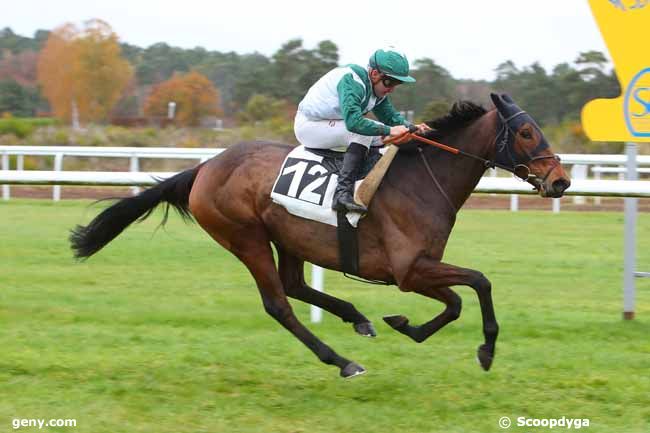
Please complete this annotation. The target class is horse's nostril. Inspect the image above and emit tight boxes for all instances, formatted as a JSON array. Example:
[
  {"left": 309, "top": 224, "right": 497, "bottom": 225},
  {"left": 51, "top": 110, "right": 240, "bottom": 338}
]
[{"left": 552, "top": 178, "right": 570, "bottom": 194}]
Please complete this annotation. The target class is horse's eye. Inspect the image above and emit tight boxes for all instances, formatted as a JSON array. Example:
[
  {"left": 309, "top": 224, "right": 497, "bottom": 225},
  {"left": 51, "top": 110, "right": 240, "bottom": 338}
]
[{"left": 520, "top": 130, "right": 533, "bottom": 140}]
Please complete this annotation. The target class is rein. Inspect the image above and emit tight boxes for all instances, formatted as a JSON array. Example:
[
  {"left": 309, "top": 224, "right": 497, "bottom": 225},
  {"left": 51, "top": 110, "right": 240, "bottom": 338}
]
[
  {"left": 395, "top": 111, "right": 560, "bottom": 184},
  {"left": 417, "top": 147, "right": 457, "bottom": 213},
  {"left": 381, "top": 111, "right": 563, "bottom": 208}
]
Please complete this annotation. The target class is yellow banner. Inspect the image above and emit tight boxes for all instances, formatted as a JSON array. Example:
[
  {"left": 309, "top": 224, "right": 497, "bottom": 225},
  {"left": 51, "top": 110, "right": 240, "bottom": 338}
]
[{"left": 582, "top": 0, "right": 650, "bottom": 142}]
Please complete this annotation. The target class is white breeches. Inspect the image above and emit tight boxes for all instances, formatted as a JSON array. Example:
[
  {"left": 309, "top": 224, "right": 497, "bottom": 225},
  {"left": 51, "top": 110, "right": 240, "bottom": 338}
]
[{"left": 294, "top": 111, "right": 383, "bottom": 150}]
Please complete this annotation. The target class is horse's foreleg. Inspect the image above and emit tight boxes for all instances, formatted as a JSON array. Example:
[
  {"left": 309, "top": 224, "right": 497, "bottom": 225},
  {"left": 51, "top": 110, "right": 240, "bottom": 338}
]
[
  {"left": 235, "top": 238, "right": 366, "bottom": 378},
  {"left": 277, "top": 248, "right": 376, "bottom": 337},
  {"left": 383, "top": 286, "right": 461, "bottom": 343},
  {"left": 388, "top": 255, "right": 498, "bottom": 371}
]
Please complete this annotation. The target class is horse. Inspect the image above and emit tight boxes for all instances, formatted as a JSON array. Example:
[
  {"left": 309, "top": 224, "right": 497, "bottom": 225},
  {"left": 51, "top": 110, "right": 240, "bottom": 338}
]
[{"left": 70, "top": 93, "right": 571, "bottom": 378}]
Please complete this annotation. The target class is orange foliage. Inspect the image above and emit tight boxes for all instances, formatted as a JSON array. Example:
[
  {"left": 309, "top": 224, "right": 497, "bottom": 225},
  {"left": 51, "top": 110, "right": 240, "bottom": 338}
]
[
  {"left": 144, "top": 71, "right": 221, "bottom": 126},
  {"left": 37, "top": 20, "right": 133, "bottom": 124},
  {"left": 37, "top": 23, "right": 78, "bottom": 122}
]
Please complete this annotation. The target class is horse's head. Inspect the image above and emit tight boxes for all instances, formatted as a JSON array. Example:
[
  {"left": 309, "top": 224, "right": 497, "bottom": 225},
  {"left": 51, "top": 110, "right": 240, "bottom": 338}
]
[{"left": 490, "top": 93, "right": 571, "bottom": 198}]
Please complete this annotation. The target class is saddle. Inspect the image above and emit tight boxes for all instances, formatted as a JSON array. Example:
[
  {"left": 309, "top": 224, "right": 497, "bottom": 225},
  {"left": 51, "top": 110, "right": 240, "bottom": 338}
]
[
  {"left": 305, "top": 147, "right": 384, "bottom": 179},
  {"left": 270, "top": 145, "right": 387, "bottom": 276}
]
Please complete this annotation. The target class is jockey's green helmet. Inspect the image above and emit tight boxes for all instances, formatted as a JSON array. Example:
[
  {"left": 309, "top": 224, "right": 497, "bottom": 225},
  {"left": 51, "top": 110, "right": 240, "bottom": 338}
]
[{"left": 369, "top": 48, "right": 416, "bottom": 83}]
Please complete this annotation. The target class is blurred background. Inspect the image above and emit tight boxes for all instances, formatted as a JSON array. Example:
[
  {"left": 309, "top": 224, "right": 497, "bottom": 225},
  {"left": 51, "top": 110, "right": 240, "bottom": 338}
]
[{"left": 0, "top": 0, "right": 641, "bottom": 156}]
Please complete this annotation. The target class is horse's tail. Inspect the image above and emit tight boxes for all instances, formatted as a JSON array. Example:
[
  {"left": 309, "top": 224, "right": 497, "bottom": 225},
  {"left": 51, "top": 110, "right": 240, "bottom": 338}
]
[{"left": 70, "top": 165, "right": 201, "bottom": 260}]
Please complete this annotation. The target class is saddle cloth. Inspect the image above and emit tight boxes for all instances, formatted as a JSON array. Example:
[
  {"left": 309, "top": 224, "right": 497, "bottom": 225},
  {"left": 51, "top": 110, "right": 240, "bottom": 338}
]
[{"left": 270, "top": 145, "right": 383, "bottom": 227}]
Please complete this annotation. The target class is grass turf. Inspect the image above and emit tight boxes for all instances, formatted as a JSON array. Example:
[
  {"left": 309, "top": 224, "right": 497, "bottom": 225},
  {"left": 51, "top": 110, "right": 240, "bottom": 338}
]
[{"left": 1, "top": 199, "right": 649, "bottom": 432}]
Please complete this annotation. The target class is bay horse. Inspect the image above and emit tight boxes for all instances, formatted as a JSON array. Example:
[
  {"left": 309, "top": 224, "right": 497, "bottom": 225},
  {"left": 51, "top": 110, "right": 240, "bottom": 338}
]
[{"left": 70, "top": 93, "right": 571, "bottom": 378}]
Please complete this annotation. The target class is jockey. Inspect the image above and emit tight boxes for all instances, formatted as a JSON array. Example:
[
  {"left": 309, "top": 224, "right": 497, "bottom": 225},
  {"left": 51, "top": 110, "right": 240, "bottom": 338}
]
[{"left": 294, "top": 47, "right": 431, "bottom": 213}]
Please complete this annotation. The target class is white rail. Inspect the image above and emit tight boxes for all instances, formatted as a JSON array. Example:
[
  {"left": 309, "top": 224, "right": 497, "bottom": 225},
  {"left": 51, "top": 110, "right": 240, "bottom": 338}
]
[
  {"left": 0, "top": 146, "right": 223, "bottom": 200},
  {"left": 0, "top": 145, "right": 221, "bottom": 158},
  {"left": 3, "top": 170, "right": 650, "bottom": 197},
  {"left": 2, "top": 146, "right": 649, "bottom": 207}
]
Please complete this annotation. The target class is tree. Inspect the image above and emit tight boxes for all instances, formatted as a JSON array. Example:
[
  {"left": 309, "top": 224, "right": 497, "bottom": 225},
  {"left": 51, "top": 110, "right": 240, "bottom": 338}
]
[
  {"left": 0, "top": 27, "right": 42, "bottom": 55},
  {"left": 297, "top": 40, "right": 339, "bottom": 96},
  {"left": 0, "top": 50, "right": 39, "bottom": 87},
  {"left": 0, "top": 79, "right": 41, "bottom": 116},
  {"left": 237, "top": 94, "right": 290, "bottom": 123},
  {"left": 73, "top": 20, "right": 133, "bottom": 122},
  {"left": 494, "top": 60, "right": 519, "bottom": 81},
  {"left": 230, "top": 53, "right": 274, "bottom": 110},
  {"left": 36, "top": 23, "right": 78, "bottom": 121},
  {"left": 390, "top": 58, "right": 455, "bottom": 117},
  {"left": 37, "top": 20, "right": 133, "bottom": 123},
  {"left": 575, "top": 50, "right": 608, "bottom": 81},
  {"left": 268, "top": 39, "right": 341, "bottom": 105},
  {"left": 144, "top": 71, "right": 221, "bottom": 126},
  {"left": 270, "top": 39, "right": 309, "bottom": 103},
  {"left": 419, "top": 99, "right": 451, "bottom": 123}
]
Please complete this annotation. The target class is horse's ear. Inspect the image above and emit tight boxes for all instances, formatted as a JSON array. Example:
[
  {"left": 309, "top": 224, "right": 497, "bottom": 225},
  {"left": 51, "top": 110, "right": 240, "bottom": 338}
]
[
  {"left": 501, "top": 93, "right": 515, "bottom": 104},
  {"left": 490, "top": 93, "right": 506, "bottom": 112}
]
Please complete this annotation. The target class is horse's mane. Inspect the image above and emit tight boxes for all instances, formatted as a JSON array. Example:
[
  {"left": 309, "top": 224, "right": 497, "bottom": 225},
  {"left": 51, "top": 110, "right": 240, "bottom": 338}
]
[{"left": 427, "top": 101, "right": 487, "bottom": 136}]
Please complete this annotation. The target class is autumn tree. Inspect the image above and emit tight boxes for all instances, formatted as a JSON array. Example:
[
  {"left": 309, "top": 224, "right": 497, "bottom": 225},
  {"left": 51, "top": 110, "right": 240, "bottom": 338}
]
[
  {"left": 144, "top": 71, "right": 221, "bottom": 126},
  {"left": 37, "top": 20, "right": 133, "bottom": 123},
  {"left": 73, "top": 20, "right": 133, "bottom": 122},
  {"left": 37, "top": 23, "right": 77, "bottom": 121}
]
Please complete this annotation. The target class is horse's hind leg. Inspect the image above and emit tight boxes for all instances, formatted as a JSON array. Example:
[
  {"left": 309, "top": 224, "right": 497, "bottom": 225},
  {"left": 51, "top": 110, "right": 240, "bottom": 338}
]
[
  {"left": 383, "top": 286, "right": 462, "bottom": 343},
  {"left": 387, "top": 255, "right": 498, "bottom": 371},
  {"left": 233, "top": 235, "right": 366, "bottom": 378},
  {"left": 277, "top": 248, "right": 376, "bottom": 337}
]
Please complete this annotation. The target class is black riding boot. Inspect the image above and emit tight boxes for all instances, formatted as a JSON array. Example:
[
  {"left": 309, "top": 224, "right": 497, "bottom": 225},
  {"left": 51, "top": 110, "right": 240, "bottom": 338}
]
[{"left": 332, "top": 142, "right": 368, "bottom": 213}]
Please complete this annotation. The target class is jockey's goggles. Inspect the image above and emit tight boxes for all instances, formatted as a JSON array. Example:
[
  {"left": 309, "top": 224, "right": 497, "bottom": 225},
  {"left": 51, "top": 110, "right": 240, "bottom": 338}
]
[{"left": 380, "top": 75, "right": 402, "bottom": 88}]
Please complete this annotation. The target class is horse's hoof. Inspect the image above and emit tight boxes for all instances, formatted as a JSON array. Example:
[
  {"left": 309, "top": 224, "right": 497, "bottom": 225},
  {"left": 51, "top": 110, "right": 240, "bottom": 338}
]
[
  {"left": 340, "top": 362, "right": 366, "bottom": 379},
  {"left": 383, "top": 314, "right": 409, "bottom": 330},
  {"left": 354, "top": 322, "right": 377, "bottom": 337},
  {"left": 477, "top": 344, "right": 494, "bottom": 371}
]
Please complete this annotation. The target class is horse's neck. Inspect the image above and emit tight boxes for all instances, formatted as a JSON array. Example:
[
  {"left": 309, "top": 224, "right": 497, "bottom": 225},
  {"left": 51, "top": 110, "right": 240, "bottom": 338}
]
[{"left": 422, "top": 110, "right": 498, "bottom": 212}]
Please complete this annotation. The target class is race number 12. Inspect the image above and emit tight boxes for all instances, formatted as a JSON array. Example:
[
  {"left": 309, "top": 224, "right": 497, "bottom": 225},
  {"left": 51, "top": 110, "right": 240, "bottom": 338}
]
[{"left": 281, "top": 160, "right": 329, "bottom": 204}]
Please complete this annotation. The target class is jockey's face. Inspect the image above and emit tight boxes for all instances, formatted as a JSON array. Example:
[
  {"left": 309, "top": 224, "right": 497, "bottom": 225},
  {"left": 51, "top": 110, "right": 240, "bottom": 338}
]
[{"left": 370, "top": 68, "right": 402, "bottom": 98}]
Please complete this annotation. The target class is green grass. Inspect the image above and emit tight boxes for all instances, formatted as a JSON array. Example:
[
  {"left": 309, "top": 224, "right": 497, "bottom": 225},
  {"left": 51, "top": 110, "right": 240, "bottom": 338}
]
[
  {"left": 1, "top": 199, "right": 649, "bottom": 433},
  {"left": 0, "top": 118, "right": 59, "bottom": 138}
]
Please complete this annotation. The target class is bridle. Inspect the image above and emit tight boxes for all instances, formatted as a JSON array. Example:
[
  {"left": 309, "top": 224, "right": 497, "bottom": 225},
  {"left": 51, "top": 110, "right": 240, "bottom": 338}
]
[
  {"left": 493, "top": 110, "right": 560, "bottom": 186},
  {"left": 392, "top": 109, "right": 563, "bottom": 211}
]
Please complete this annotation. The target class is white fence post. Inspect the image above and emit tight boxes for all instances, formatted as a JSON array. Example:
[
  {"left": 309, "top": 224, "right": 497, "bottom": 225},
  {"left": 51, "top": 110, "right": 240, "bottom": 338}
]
[
  {"left": 552, "top": 198, "right": 560, "bottom": 213},
  {"left": 2, "top": 151, "right": 9, "bottom": 200},
  {"left": 130, "top": 155, "right": 140, "bottom": 195},
  {"left": 310, "top": 265, "right": 324, "bottom": 323},
  {"left": 52, "top": 153, "right": 63, "bottom": 201},
  {"left": 571, "top": 164, "right": 587, "bottom": 205},
  {"left": 489, "top": 168, "right": 497, "bottom": 197},
  {"left": 623, "top": 143, "right": 638, "bottom": 320},
  {"left": 593, "top": 169, "right": 602, "bottom": 205},
  {"left": 510, "top": 194, "right": 518, "bottom": 212}
]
